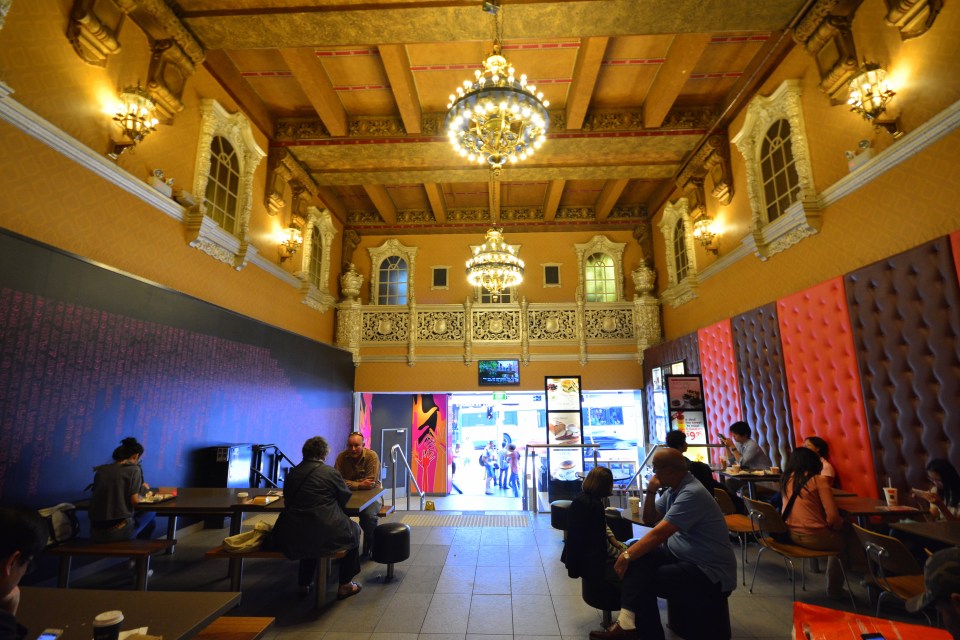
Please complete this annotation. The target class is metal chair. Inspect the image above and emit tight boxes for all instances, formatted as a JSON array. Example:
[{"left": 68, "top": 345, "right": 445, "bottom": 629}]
[
  {"left": 852, "top": 523, "right": 929, "bottom": 622},
  {"left": 743, "top": 497, "right": 857, "bottom": 611},
  {"left": 714, "top": 488, "right": 753, "bottom": 585}
]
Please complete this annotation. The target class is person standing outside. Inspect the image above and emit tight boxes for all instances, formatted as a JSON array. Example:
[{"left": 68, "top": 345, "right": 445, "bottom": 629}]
[
  {"left": 0, "top": 505, "right": 48, "bottom": 640},
  {"left": 497, "top": 441, "right": 509, "bottom": 490},
  {"left": 481, "top": 441, "right": 497, "bottom": 495},
  {"left": 506, "top": 444, "right": 521, "bottom": 497},
  {"left": 334, "top": 431, "right": 381, "bottom": 556}
]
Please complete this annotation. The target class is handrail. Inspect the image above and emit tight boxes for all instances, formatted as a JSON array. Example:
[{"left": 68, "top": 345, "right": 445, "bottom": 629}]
[
  {"left": 390, "top": 444, "right": 425, "bottom": 511},
  {"left": 626, "top": 442, "right": 728, "bottom": 492},
  {"left": 521, "top": 443, "right": 601, "bottom": 512},
  {"left": 251, "top": 444, "right": 297, "bottom": 488}
]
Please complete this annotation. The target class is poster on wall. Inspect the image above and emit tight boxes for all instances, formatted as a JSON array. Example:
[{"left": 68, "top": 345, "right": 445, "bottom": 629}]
[
  {"left": 549, "top": 447, "right": 583, "bottom": 480},
  {"left": 665, "top": 374, "right": 708, "bottom": 463},
  {"left": 548, "top": 411, "right": 581, "bottom": 444}
]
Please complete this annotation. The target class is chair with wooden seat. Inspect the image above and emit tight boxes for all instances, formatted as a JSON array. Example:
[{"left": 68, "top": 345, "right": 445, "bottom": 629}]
[
  {"left": 714, "top": 488, "right": 753, "bottom": 585},
  {"left": 742, "top": 497, "right": 857, "bottom": 610},
  {"left": 852, "top": 523, "right": 929, "bottom": 622}
]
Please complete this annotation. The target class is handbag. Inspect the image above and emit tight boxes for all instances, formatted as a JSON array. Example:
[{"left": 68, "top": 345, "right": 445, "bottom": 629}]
[
  {"left": 222, "top": 521, "right": 273, "bottom": 553},
  {"left": 38, "top": 503, "right": 80, "bottom": 547}
]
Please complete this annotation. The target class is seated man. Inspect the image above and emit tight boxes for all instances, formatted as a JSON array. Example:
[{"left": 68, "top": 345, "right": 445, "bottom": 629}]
[
  {"left": 665, "top": 430, "right": 745, "bottom": 514},
  {"left": 1, "top": 505, "right": 48, "bottom": 640},
  {"left": 908, "top": 548, "right": 960, "bottom": 639},
  {"left": 719, "top": 421, "right": 774, "bottom": 497},
  {"left": 590, "top": 449, "right": 736, "bottom": 640},
  {"left": 334, "top": 431, "right": 381, "bottom": 556}
]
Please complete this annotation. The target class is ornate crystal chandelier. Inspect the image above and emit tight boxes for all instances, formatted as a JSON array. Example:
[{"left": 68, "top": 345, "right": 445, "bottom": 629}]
[
  {"left": 445, "top": 2, "right": 549, "bottom": 175},
  {"left": 466, "top": 228, "right": 524, "bottom": 300}
]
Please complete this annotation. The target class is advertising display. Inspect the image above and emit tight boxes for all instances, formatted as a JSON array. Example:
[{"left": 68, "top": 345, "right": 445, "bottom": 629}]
[
  {"left": 545, "top": 376, "right": 583, "bottom": 500},
  {"left": 665, "top": 374, "right": 709, "bottom": 463}
]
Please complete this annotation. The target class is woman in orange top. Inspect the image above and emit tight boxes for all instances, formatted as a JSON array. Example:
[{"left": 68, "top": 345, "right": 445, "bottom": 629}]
[{"left": 780, "top": 447, "right": 848, "bottom": 597}]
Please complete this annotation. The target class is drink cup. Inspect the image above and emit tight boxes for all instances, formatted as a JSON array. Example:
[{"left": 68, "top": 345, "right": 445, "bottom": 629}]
[
  {"left": 730, "top": 464, "right": 741, "bottom": 474},
  {"left": 883, "top": 487, "right": 898, "bottom": 507},
  {"left": 628, "top": 496, "right": 640, "bottom": 514},
  {"left": 769, "top": 466, "right": 780, "bottom": 474},
  {"left": 93, "top": 611, "right": 124, "bottom": 640}
]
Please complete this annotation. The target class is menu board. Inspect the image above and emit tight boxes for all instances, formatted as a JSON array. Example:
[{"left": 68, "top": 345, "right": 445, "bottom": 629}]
[
  {"left": 545, "top": 375, "right": 584, "bottom": 499},
  {"left": 665, "top": 374, "right": 709, "bottom": 463},
  {"left": 546, "top": 377, "right": 580, "bottom": 410}
]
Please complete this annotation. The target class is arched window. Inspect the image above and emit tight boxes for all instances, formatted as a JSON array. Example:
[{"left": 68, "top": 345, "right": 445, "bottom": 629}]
[
  {"left": 584, "top": 252, "right": 616, "bottom": 302},
  {"left": 307, "top": 224, "right": 323, "bottom": 289},
  {"left": 673, "top": 218, "right": 689, "bottom": 281},
  {"left": 377, "top": 256, "right": 408, "bottom": 305},
  {"left": 759, "top": 119, "right": 800, "bottom": 223},
  {"left": 204, "top": 136, "right": 240, "bottom": 234}
]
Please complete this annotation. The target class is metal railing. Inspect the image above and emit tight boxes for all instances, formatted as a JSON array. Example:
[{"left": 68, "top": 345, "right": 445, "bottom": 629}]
[
  {"left": 390, "top": 444, "right": 426, "bottom": 511},
  {"left": 250, "top": 444, "right": 296, "bottom": 488}
]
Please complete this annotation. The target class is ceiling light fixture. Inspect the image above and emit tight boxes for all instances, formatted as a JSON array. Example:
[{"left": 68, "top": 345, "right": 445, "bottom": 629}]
[
  {"left": 692, "top": 215, "right": 720, "bottom": 255},
  {"left": 109, "top": 83, "right": 159, "bottom": 159},
  {"left": 445, "top": 1, "right": 549, "bottom": 175},
  {"left": 466, "top": 227, "right": 524, "bottom": 301},
  {"left": 278, "top": 225, "right": 303, "bottom": 262},
  {"left": 848, "top": 61, "right": 895, "bottom": 122}
]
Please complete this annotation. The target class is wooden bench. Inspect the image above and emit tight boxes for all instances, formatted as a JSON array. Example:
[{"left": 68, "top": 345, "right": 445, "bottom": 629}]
[
  {"left": 378, "top": 504, "right": 395, "bottom": 517},
  {"left": 205, "top": 546, "right": 347, "bottom": 609},
  {"left": 196, "top": 616, "right": 275, "bottom": 640},
  {"left": 45, "top": 539, "right": 175, "bottom": 590}
]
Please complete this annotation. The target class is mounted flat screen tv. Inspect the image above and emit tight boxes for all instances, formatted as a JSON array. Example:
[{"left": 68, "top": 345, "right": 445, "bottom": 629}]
[{"left": 478, "top": 359, "right": 520, "bottom": 386}]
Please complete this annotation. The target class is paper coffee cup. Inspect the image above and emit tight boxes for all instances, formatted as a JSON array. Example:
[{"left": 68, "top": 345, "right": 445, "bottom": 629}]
[
  {"left": 628, "top": 496, "right": 640, "bottom": 514},
  {"left": 730, "top": 465, "right": 741, "bottom": 473},
  {"left": 237, "top": 492, "right": 249, "bottom": 503},
  {"left": 769, "top": 467, "right": 780, "bottom": 474},
  {"left": 883, "top": 487, "right": 898, "bottom": 507},
  {"left": 93, "top": 610, "right": 124, "bottom": 640}
]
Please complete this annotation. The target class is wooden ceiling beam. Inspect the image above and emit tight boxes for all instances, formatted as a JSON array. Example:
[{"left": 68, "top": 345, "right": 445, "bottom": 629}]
[
  {"left": 542, "top": 179, "right": 566, "bottom": 222},
  {"left": 378, "top": 44, "right": 422, "bottom": 135},
  {"left": 315, "top": 187, "right": 349, "bottom": 224},
  {"left": 363, "top": 184, "right": 398, "bottom": 224},
  {"left": 203, "top": 51, "right": 275, "bottom": 138},
  {"left": 595, "top": 178, "right": 629, "bottom": 221},
  {"left": 564, "top": 37, "right": 608, "bottom": 131},
  {"left": 643, "top": 33, "right": 712, "bottom": 129},
  {"left": 280, "top": 47, "right": 348, "bottom": 137},
  {"left": 424, "top": 183, "right": 447, "bottom": 223}
]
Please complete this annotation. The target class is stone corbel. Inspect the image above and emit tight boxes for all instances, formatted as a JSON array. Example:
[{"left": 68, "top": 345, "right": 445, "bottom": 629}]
[
  {"left": 112, "top": 0, "right": 204, "bottom": 65},
  {"left": 264, "top": 148, "right": 319, "bottom": 217},
  {"left": 67, "top": 0, "right": 125, "bottom": 67},
  {"left": 676, "top": 135, "right": 734, "bottom": 207},
  {"left": 792, "top": 1, "right": 863, "bottom": 104},
  {"left": 884, "top": 0, "right": 943, "bottom": 40},
  {"left": 146, "top": 39, "right": 193, "bottom": 120}
]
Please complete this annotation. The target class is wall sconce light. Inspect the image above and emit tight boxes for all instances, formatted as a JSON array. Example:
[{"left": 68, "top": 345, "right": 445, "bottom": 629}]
[
  {"left": 692, "top": 215, "right": 720, "bottom": 255},
  {"left": 278, "top": 225, "right": 303, "bottom": 262},
  {"left": 108, "top": 83, "right": 159, "bottom": 159},
  {"left": 848, "top": 62, "right": 903, "bottom": 138}
]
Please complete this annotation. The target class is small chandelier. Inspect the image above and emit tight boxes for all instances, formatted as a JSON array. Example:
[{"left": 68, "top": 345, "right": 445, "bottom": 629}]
[
  {"left": 278, "top": 225, "right": 303, "bottom": 262},
  {"left": 113, "top": 83, "right": 159, "bottom": 144},
  {"left": 847, "top": 62, "right": 895, "bottom": 122},
  {"left": 692, "top": 215, "right": 720, "bottom": 255},
  {"left": 445, "top": 2, "right": 549, "bottom": 174},
  {"left": 466, "top": 227, "right": 524, "bottom": 300}
]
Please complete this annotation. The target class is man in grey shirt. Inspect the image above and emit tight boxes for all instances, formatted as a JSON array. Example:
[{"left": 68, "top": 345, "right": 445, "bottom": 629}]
[
  {"left": 720, "top": 421, "right": 772, "bottom": 469},
  {"left": 589, "top": 449, "right": 736, "bottom": 640}
]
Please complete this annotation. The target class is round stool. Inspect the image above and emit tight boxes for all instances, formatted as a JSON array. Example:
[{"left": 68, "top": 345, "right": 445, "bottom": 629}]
[
  {"left": 371, "top": 522, "right": 410, "bottom": 581},
  {"left": 550, "top": 500, "right": 572, "bottom": 538}
]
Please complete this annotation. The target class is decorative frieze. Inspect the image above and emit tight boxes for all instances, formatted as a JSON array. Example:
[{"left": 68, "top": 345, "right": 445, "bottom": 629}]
[
  {"left": 528, "top": 309, "right": 577, "bottom": 340},
  {"left": 416, "top": 310, "right": 465, "bottom": 341},
  {"left": 584, "top": 308, "right": 634, "bottom": 339},
  {"left": 473, "top": 309, "right": 521, "bottom": 341}
]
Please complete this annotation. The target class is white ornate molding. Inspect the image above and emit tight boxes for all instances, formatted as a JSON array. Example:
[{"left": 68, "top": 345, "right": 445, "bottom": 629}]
[
  {"left": 574, "top": 235, "right": 626, "bottom": 302},
  {"left": 658, "top": 198, "right": 699, "bottom": 307},
  {"left": 732, "top": 79, "right": 819, "bottom": 260},
  {"left": 0, "top": 0, "right": 12, "bottom": 32},
  {"left": 190, "top": 99, "right": 266, "bottom": 269},
  {"left": 367, "top": 238, "right": 418, "bottom": 304},
  {"left": 294, "top": 206, "right": 337, "bottom": 313}
]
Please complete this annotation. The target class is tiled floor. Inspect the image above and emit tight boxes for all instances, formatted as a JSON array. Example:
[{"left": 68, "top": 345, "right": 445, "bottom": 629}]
[{"left": 63, "top": 510, "right": 939, "bottom": 640}]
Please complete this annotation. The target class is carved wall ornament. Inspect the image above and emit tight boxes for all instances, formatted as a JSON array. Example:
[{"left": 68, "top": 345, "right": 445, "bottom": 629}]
[
  {"left": 884, "top": 0, "right": 943, "bottom": 39},
  {"left": 528, "top": 309, "right": 577, "bottom": 340},
  {"left": 367, "top": 238, "right": 418, "bottom": 304},
  {"left": 556, "top": 207, "right": 594, "bottom": 220},
  {"left": 632, "top": 222, "right": 654, "bottom": 266},
  {"left": 341, "top": 229, "right": 360, "bottom": 273},
  {"left": 658, "top": 198, "right": 700, "bottom": 307},
  {"left": 68, "top": 0, "right": 125, "bottom": 66},
  {"left": 574, "top": 235, "right": 627, "bottom": 302},
  {"left": 264, "top": 148, "right": 318, "bottom": 216},
  {"left": 295, "top": 206, "right": 337, "bottom": 311},
  {"left": 676, "top": 135, "right": 734, "bottom": 207},
  {"left": 472, "top": 310, "right": 520, "bottom": 341},
  {"left": 361, "top": 310, "right": 409, "bottom": 342},
  {"left": 275, "top": 119, "right": 330, "bottom": 140},
  {"left": 112, "top": 0, "right": 204, "bottom": 64},
  {"left": 732, "top": 80, "right": 820, "bottom": 260},
  {"left": 609, "top": 205, "right": 647, "bottom": 220},
  {"left": 398, "top": 209, "right": 434, "bottom": 223},
  {"left": 340, "top": 263, "right": 363, "bottom": 301},
  {"left": 584, "top": 308, "right": 634, "bottom": 339},
  {"left": 146, "top": 39, "right": 193, "bottom": 119},
  {"left": 631, "top": 263, "right": 656, "bottom": 296},
  {"left": 416, "top": 311, "right": 465, "bottom": 341},
  {"left": 189, "top": 99, "right": 265, "bottom": 269},
  {"left": 0, "top": 0, "right": 10, "bottom": 32}
]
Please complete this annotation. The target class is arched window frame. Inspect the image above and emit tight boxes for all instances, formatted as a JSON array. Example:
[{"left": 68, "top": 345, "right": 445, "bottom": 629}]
[
  {"left": 295, "top": 206, "right": 337, "bottom": 313},
  {"left": 186, "top": 99, "right": 265, "bottom": 270},
  {"left": 658, "top": 198, "right": 698, "bottom": 308},
  {"left": 368, "top": 239, "right": 417, "bottom": 305},
  {"left": 574, "top": 236, "right": 625, "bottom": 302},
  {"left": 732, "top": 79, "right": 820, "bottom": 261}
]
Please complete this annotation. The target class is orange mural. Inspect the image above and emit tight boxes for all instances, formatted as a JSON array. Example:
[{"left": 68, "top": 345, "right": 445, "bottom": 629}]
[{"left": 411, "top": 394, "right": 448, "bottom": 494}]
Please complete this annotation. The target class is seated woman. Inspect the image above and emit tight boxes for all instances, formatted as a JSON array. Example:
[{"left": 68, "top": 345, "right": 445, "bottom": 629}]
[
  {"left": 561, "top": 466, "right": 627, "bottom": 582},
  {"left": 89, "top": 437, "right": 156, "bottom": 543},
  {"left": 273, "top": 436, "right": 362, "bottom": 600},
  {"left": 780, "top": 447, "right": 855, "bottom": 598},
  {"left": 913, "top": 458, "right": 960, "bottom": 522},
  {"left": 803, "top": 436, "right": 837, "bottom": 487}
]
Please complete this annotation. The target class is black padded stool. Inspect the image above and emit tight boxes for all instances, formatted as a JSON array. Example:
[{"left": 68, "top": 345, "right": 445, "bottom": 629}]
[
  {"left": 582, "top": 575, "right": 621, "bottom": 626},
  {"left": 667, "top": 591, "right": 731, "bottom": 640},
  {"left": 372, "top": 522, "right": 410, "bottom": 581},
  {"left": 550, "top": 500, "right": 572, "bottom": 538}
]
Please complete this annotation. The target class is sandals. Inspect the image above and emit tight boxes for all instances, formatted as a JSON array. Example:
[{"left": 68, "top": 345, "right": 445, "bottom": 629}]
[{"left": 336, "top": 581, "right": 362, "bottom": 600}]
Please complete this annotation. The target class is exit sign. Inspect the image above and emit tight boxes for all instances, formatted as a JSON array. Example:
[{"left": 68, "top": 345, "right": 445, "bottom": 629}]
[{"left": 492, "top": 392, "right": 508, "bottom": 400}]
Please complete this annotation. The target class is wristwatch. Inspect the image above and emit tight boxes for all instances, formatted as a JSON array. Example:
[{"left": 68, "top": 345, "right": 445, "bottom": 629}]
[{"left": 622, "top": 551, "right": 631, "bottom": 561}]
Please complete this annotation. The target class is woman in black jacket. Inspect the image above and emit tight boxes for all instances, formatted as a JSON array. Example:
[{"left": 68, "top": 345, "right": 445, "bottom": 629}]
[
  {"left": 273, "top": 436, "right": 362, "bottom": 599},
  {"left": 561, "top": 466, "right": 627, "bottom": 582}
]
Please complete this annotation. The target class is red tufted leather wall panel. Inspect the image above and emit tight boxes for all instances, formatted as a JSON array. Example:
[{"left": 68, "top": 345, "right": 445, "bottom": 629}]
[
  {"left": 845, "top": 236, "right": 960, "bottom": 494},
  {"left": 952, "top": 230, "right": 960, "bottom": 285},
  {"left": 777, "top": 278, "right": 879, "bottom": 499},
  {"left": 643, "top": 332, "right": 701, "bottom": 446},
  {"left": 730, "top": 303, "right": 793, "bottom": 468},
  {"left": 697, "top": 319, "right": 744, "bottom": 467}
]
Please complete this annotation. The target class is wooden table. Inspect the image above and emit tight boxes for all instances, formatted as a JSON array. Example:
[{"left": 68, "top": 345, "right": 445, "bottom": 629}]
[
  {"left": 890, "top": 520, "right": 960, "bottom": 547},
  {"left": 831, "top": 487, "right": 858, "bottom": 497},
  {"left": 717, "top": 470, "right": 781, "bottom": 499},
  {"left": 231, "top": 487, "right": 387, "bottom": 519},
  {"left": 835, "top": 496, "right": 921, "bottom": 526},
  {"left": 17, "top": 587, "right": 240, "bottom": 640}
]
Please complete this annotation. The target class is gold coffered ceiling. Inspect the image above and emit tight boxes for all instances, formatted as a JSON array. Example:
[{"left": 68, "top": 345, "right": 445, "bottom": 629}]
[{"left": 172, "top": 0, "right": 811, "bottom": 234}]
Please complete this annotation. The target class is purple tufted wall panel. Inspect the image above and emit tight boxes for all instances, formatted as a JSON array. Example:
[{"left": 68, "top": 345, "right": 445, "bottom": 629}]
[
  {"left": 643, "top": 333, "right": 701, "bottom": 446},
  {"left": 730, "top": 303, "right": 793, "bottom": 468},
  {"left": 845, "top": 236, "right": 960, "bottom": 493},
  {"left": 698, "top": 320, "right": 744, "bottom": 468},
  {"left": 777, "top": 278, "right": 879, "bottom": 499}
]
